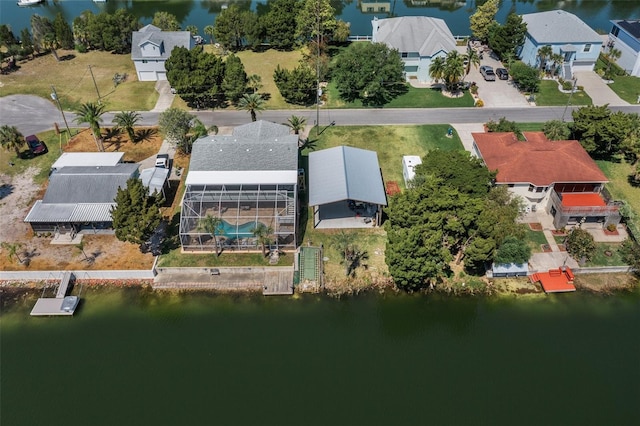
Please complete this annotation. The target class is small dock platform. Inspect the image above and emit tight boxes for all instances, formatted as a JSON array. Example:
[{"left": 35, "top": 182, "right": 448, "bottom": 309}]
[
  {"left": 530, "top": 267, "right": 576, "bottom": 293},
  {"left": 262, "top": 270, "right": 294, "bottom": 295},
  {"left": 31, "top": 271, "right": 80, "bottom": 316}
]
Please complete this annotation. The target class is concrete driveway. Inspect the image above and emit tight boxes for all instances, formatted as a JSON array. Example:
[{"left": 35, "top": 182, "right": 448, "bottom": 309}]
[
  {"left": 574, "top": 71, "right": 629, "bottom": 106},
  {"left": 468, "top": 56, "right": 530, "bottom": 108}
]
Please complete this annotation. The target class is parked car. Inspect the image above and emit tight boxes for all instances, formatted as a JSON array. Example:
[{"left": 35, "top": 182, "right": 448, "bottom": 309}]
[
  {"left": 155, "top": 153, "right": 169, "bottom": 168},
  {"left": 25, "top": 135, "right": 47, "bottom": 155},
  {"left": 480, "top": 66, "right": 496, "bottom": 81},
  {"left": 496, "top": 68, "right": 509, "bottom": 80}
]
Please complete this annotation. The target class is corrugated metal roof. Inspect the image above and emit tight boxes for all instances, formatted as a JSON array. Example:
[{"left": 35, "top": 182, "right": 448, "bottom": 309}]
[
  {"left": 189, "top": 121, "right": 298, "bottom": 173},
  {"left": 51, "top": 152, "right": 123, "bottom": 169},
  {"left": 522, "top": 10, "right": 602, "bottom": 44},
  {"left": 24, "top": 202, "right": 114, "bottom": 223},
  {"left": 44, "top": 164, "right": 138, "bottom": 204},
  {"left": 372, "top": 16, "right": 456, "bottom": 57},
  {"left": 131, "top": 24, "right": 193, "bottom": 60},
  {"left": 308, "top": 146, "right": 387, "bottom": 206}
]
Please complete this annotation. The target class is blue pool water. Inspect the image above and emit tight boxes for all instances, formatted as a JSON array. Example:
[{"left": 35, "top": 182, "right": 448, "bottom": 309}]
[{"left": 220, "top": 220, "right": 258, "bottom": 240}]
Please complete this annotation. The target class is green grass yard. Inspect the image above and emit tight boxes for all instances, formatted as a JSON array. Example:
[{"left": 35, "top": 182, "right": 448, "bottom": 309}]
[
  {"left": 524, "top": 228, "right": 548, "bottom": 253},
  {"left": 584, "top": 243, "right": 626, "bottom": 267},
  {"left": 608, "top": 76, "right": 640, "bottom": 104},
  {"left": 306, "top": 124, "right": 463, "bottom": 186},
  {"left": 156, "top": 250, "right": 291, "bottom": 268},
  {"left": 534, "top": 80, "right": 592, "bottom": 106},
  {"left": 0, "top": 130, "right": 60, "bottom": 184},
  {"left": 596, "top": 159, "right": 640, "bottom": 234}
]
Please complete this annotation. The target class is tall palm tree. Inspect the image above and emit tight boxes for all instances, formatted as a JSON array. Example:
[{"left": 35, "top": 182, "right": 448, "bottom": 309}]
[
  {"left": 112, "top": 111, "right": 141, "bottom": 142},
  {"left": 74, "top": 102, "right": 106, "bottom": 151},
  {"left": 549, "top": 53, "right": 564, "bottom": 76},
  {"left": 286, "top": 115, "right": 306, "bottom": 135},
  {"left": 236, "top": 93, "right": 265, "bottom": 122},
  {"left": 442, "top": 50, "right": 465, "bottom": 92},
  {"left": 197, "top": 214, "right": 224, "bottom": 256},
  {"left": 429, "top": 56, "right": 446, "bottom": 85},
  {"left": 204, "top": 25, "right": 215, "bottom": 44},
  {"left": 0, "top": 125, "right": 25, "bottom": 157},
  {"left": 537, "top": 45, "right": 553, "bottom": 71},
  {"left": 464, "top": 48, "right": 481, "bottom": 79},
  {"left": 251, "top": 223, "right": 273, "bottom": 257}
]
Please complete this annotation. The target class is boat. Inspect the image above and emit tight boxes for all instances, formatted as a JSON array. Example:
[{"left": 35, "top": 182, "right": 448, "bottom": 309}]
[{"left": 17, "top": 0, "right": 44, "bottom": 6}]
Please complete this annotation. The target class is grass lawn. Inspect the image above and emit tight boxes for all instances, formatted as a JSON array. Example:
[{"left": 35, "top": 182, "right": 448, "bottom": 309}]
[
  {"left": 524, "top": 228, "right": 548, "bottom": 253},
  {"left": 517, "top": 122, "right": 545, "bottom": 132},
  {"left": 596, "top": 159, "right": 640, "bottom": 234},
  {"left": 534, "top": 80, "right": 592, "bottom": 106},
  {"left": 234, "top": 49, "right": 303, "bottom": 110},
  {"left": 306, "top": 124, "right": 463, "bottom": 186},
  {"left": 0, "top": 130, "right": 61, "bottom": 184},
  {"left": 0, "top": 50, "right": 157, "bottom": 111},
  {"left": 324, "top": 81, "right": 474, "bottom": 108},
  {"left": 608, "top": 75, "right": 640, "bottom": 104},
  {"left": 584, "top": 243, "right": 626, "bottom": 267}
]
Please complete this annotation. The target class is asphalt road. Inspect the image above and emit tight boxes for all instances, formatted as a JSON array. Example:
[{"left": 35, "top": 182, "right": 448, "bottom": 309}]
[{"left": 2, "top": 94, "right": 639, "bottom": 136}]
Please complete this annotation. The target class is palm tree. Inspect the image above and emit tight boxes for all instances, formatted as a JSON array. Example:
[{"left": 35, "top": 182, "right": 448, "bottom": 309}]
[
  {"left": 464, "top": 48, "right": 481, "bottom": 79},
  {"left": 247, "top": 74, "right": 262, "bottom": 94},
  {"left": 236, "top": 93, "right": 265, "bottom": 122},
  {"left": 537, "top": 45, "right": 553, "bottom": 71},
  {"left": 204, "top": 25, "right": 215, "bottom": 44},
  {"left": 286, "top": 115, "right": 306, "bottom": 135},
  {"left": 442, "top": 50, "right": 465, "bottom": 92},
  {"left": 332, "top": 230, "right": 355, "bottom": 277},
  {"left": 74, "top": 102, "right": 106, "bottom": 151},
  {"left": 1, "top": 242, "right": 24, "bottom": 264},
  {"left": 429, "top": 56, "right": 446, "bottom": 86},
  {"left": 197, "top": 214, "right": 224, "bottom": 256},
  {"left": 112, "top": 111, "right": 141, "bottom": 142},
  {"left": 185, "top": 25, "right": 198, "bottom": 37},
  {"left": 0, "top": 125, "right": 25, "bottom": 157},
  {"left": 549, "top": 53, "right": 564, "bottom": 76},
  {"left": 251, "top": 223, "right": 274, "bottom": 257},
  {"left": 606, "top": 47, "right": 622, "bottom": 75},
  {"left": 298, "top": 137, "right": 318, "bottom": 151}
]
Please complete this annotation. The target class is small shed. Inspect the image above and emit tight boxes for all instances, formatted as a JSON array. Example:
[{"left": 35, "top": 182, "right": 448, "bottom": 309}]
[
  {"left": 491, "top": 263, "right": 529, "bottom": 278},
  {"left": 402, "top": 155, "right": 422, "bottom": 188}
]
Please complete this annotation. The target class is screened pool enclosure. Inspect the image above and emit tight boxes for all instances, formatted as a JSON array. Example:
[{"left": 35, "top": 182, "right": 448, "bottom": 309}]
[{"left": 180, "top": 183, "right": 297, "bottom": 251}]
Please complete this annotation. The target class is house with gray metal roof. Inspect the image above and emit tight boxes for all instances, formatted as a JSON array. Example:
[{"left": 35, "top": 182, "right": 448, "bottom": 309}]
[
  {"left": 131, "top": 24, "right": 194, "bottom": 81},
  {"left": 180, "top": 121, "right": 299, "bottom": 252},
  {"left": 24, "top": 164, "right": 139, "bottom": 234},
  {"left": 371, "top": 16, "right": 457, "bottom": 83},
  {"left": 308, "top": 146, "right": 387, "bottom": 229},
  {"left": 520, "top": 10, "right": 603, "bottom": 80},
  {"left": 608, "top": 20, "right": 640, "bottom": 77}
]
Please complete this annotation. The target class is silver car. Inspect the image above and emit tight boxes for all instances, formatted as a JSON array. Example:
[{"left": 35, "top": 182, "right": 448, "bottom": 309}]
[{"left": 480, "top": 66, "right": 496, "bottom": 81}]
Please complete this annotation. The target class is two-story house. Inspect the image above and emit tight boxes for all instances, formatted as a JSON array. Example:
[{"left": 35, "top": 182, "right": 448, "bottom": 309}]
[
  {"left": 371, "top": 16, "right": 457, "bottom": 83},
  {"left": 608, "top": 20, "right": 640, "bottom": 77},
  {"left": 131, "top": 24, "right": 194, "bottom": 81},
  {"left": 520, "top": 10, "right": 602, "bottom": 80}
]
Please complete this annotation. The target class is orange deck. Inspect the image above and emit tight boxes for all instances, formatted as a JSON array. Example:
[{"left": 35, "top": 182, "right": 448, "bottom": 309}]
[
  {"left": 530, "top": 267, "right": 576, "bottom": 293},
  {"left": 561, "top": 193, "right": 606, "bottom": 207}
]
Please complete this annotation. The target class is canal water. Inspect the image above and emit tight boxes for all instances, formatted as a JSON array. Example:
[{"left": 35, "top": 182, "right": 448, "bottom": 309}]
[
  {"left": 2, "top": 1, "right": 640, "bottom": 40},
  {"left": 1, "top": 286, "right": 639, "bottom": 425}
]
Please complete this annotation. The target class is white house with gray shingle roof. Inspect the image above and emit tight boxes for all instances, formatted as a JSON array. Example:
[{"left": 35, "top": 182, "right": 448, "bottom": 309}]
[
  {"left": 179, "top": 121, "right": 299, "bottom": 252},
  {"left": 131, "top": 24, "right": 194, "bottom": 81},
  {"left": 371, "top": 16, "right": 457, "bottom": 83},
  {"left": 608, "top": 20, "right": 640, "bottom": 77},
  {"left": 24, "top": 164, "right": 139, "bottom": 234},
  {"left": 519, "top": 10, "right": 602, "bottom": 80}
]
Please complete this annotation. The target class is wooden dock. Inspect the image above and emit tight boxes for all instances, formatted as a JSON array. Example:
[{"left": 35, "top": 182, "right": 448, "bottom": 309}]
[
  {"left": 31, "top": 271, "right": 80, "bottom": 316},
  {"left": 262, "top": 270, "right": 294, "bottom": 295}
]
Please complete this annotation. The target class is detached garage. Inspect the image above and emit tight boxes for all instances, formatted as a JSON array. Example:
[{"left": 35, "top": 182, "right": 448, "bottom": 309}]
[{"left": 308, "top": 146, "right": 387, "bottom": 228}]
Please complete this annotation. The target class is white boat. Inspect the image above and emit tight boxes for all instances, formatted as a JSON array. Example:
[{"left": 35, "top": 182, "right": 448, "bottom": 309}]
[{"left": 17, "top": 0, "right": 44, "bottom": 6}]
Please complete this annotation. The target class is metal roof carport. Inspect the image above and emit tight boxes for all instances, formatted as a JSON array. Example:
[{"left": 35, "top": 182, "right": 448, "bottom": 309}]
[{"left": 308, "top": 146, "right": 387, "bottom": 228}]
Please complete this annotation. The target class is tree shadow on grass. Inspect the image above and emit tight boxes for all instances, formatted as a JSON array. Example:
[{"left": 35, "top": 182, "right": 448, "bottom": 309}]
[{"left": 134, "top": 127, "right": 157, "bottom": 143}]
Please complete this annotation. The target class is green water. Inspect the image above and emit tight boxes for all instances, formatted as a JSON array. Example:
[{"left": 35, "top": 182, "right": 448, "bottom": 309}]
[{"left": 2, "top": 288, "right": 639, "bottom": 426}]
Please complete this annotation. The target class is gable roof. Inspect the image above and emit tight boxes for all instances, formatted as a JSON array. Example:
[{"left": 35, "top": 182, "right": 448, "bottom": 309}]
[
  {"left": 612, "top": 20, "right": 640, "bottom": 40},
  {"left": 372, "top": 16, "right": 456, "bottom": 57},
  {"left": 472, "top": 132, "right": 607, "bottom": 186},
  {"left": 43, "top": 164, "right": 139, "bottom": 204},
  {"left": 131, "top": 24, "right": 193, "bottom": 60},
  {"left": 186, "top": 121, "right": 298, "bottom": 186},
  {"left": 308, "top": 146, "right": 387, "bottom": 206},
  {"left": 522, "top": 10, "right": 602, "bottom": 44}
]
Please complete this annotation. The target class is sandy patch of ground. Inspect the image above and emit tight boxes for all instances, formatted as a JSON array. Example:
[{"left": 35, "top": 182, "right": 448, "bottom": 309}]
[{"left": 0, "top": 166, "right": 40, "bottom": 243}]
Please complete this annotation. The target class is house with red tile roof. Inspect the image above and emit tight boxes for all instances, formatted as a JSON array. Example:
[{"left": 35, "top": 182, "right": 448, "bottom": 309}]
[{"left": 472, "top": 131, "right": 622, "bottom": 229}]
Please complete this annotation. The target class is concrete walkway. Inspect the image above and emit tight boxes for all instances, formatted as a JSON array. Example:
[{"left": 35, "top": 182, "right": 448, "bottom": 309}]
[
  {"left": 151, "top": 80, "right": 175, "bottom": 112},
  {"left": 574, "top": 71, "right": 629, "bottom": 107},
  {"left": 451, "top": 123, "right": 484, "bottom": 153}
]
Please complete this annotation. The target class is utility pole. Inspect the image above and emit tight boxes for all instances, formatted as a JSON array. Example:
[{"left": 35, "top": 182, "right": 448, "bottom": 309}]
[
  {"left": 50, "top": 85, "right": 72, "bottom": 137},
  {"left": 561, "top": 77, "right": 577, "bottom": 122},
  {"left": 88, "top": 65, "right": 101, "bottom": 103},
  {"left": 315, "top": 0, "right": 320, "bottom": 136}
]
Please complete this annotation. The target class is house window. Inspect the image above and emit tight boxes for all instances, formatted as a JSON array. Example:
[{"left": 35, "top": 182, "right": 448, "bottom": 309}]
[
  {"left": 404, "top": 66, "right": 418, "bottom": 73},
  {"left": 507, "top": 184, "right": 515, "bottom": 188},
  {"left": 583, "top": 43, "right": 592, "bottom": 52},
  {"left": 611, "top": 26, "right": 620, "bottom": 37},
  {"left": 401, "top": 52, "right": 408, "bottom": 58},
  {"left": 367, "top": 7, "right": 373, "bottom": 12},
  {"left": 528, "top": 184, "right": 534, "bottom": 192},
  {"left": 379, "top": 7, "right": 386, "bottom": 12},
  {"left": 536, "top": 187, "right": 544, "bottom": 193},
  {"left": 142, "top": 60, "right": 148, "bottom": 63}
]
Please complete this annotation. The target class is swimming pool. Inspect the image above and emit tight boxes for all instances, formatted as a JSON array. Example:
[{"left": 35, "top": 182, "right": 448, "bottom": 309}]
[{"left": 220, "top": 220, "right": 260, "bottom": 240}]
